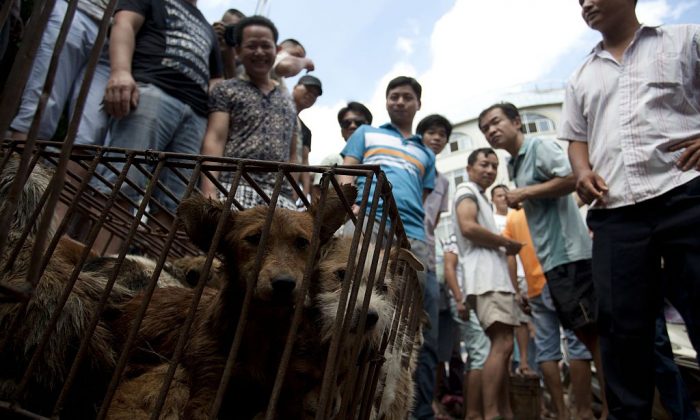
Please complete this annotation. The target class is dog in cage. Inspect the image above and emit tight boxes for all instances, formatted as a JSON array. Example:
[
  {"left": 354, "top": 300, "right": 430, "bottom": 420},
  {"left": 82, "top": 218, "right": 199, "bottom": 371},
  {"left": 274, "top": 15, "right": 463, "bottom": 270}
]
[
  {"left": 168, "top": 254, "right": 225, "bottom": 289},
  {"left": 278, "top": 235, "right": 424, "bottom": 419},
  {"left": 106, "top": 185, "right": 357, "bottom": 419},
  {"left": 0, "top": 156, "right": 135, "bottom": 418},
  {"left": 82, "top": 254, "right": 185, "bottom": 291}
]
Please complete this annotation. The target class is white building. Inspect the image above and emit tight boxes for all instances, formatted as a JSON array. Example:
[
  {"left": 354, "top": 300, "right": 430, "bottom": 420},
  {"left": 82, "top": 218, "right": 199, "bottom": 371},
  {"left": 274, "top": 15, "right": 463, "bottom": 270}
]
[{"left": 433, "top": 85, "right": 567, "bottom": 251}]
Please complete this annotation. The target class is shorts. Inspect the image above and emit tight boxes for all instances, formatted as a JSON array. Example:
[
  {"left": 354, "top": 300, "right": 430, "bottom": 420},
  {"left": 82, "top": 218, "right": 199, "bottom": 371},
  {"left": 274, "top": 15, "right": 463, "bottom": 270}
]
[
  {"left": 530, "top": 284, "right": 592, "bottom": 363},
  {"left": 544, "top": 259, "right": 597, "bottom": 331},
  {"left": 460, "top": 309, "right": 490, "bottom": 371},
  {"left": 475, "top": 291, "right": 519, "bottom": 331}
]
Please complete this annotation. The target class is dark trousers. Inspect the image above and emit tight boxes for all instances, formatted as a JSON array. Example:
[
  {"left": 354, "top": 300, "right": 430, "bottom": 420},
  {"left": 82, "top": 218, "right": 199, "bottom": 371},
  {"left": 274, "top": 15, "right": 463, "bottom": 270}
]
[
  {"left": 587, "top": 176, "right": 700, "bottom": 419},
  {"left": 654, "top": 312, "right": 699, "bottom": 420}
]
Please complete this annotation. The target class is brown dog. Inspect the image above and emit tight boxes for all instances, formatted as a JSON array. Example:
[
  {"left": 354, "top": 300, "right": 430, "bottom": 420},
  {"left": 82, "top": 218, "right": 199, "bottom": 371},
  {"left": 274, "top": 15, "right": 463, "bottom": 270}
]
[
  {"left": 0, "top": 157, "right": 133, "bottom": 417},
  {"left": 108, "top": 185, "right": 356, "bottom": 419}
]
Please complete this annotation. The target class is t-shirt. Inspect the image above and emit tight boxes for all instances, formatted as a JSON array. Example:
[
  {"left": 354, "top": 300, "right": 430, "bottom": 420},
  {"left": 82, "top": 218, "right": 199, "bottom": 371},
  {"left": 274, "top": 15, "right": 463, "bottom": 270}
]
[
  {"left": 423, "top": 172, "right": 449, "bottom": 271},
  {"left": 451, "top": 181, "right": 513, "bottom": 297},
  {"left": 300, "top": 118, "right": 311, "bottom": 150},
  {"left": 117, "top": 0, "right": 222, "bottom": 116},
  {"left": 209, "top": 78, "right": 297, "bottom": 198},
  {"left": 341, "top": 123, "right": 436, "bottom": 241},
  {"left": 502, "top": 209, "right": 546, "bottom": 299},
  {"left": 508, "top": 137, "right": 591, "bottom": 272}
]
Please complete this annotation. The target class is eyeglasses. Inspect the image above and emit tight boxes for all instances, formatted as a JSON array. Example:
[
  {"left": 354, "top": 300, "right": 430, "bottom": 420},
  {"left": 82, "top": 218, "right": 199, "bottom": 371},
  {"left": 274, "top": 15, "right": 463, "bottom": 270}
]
[{"left": 340, "top": 119, "right": 367, "bottom": 129}]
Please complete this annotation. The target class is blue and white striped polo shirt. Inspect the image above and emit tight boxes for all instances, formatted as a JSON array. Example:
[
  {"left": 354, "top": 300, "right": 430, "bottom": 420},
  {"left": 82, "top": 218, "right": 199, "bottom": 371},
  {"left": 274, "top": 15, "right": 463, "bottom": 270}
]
[{"left": 341, "top": 123, "right": 436, "bottom": 241}]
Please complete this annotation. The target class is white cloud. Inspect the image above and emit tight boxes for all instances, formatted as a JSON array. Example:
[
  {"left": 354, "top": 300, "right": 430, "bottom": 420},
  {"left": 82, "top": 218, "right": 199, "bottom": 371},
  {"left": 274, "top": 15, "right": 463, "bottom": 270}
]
[
  {"left": 396, "top": 37, "right": 415, "bottom": 56},
  {"left": 299, "top": 0, "right": 678, "bottom": 164}
]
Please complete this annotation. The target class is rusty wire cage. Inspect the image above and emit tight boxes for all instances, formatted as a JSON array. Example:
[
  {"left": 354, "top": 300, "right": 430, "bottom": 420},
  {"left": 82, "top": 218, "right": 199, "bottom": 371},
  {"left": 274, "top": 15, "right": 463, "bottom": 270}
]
[{"left": 0, "top": 1, "right": 424, "bottom": 417}]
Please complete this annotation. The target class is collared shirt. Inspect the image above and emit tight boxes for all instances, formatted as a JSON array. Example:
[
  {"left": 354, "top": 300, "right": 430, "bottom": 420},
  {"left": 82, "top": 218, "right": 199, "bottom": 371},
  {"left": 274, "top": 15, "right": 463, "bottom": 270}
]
[
  {"left": 502, "top": 209, "right": 546, "bottom": 299},
  {"left": 209, "top": 77, "right": 297, "bottom": 198},
  {"left": 509, "top": 137, "right": 591, "bottom": 272},
  {"left": 423, "top": 172, "right": 449, "bottom": 271},
  {"left": 559, "top": 24, "right": 700, "bottom": 209},
  {"left": 451, "top": 181, "right": 512, "bottom": 296},
  {"left": 341, "top": 123, "right": 436, "bottom": 241}
]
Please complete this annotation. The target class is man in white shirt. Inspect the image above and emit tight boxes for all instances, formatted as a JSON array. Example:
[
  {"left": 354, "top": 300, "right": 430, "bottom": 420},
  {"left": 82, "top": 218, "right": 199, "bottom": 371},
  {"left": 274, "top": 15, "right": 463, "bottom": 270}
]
[
  {"left": 452, "top": 148, "right": 522, "bottom": 420},
  {"left": 562, "top": 0, "right": 700, "bottom": 416}
]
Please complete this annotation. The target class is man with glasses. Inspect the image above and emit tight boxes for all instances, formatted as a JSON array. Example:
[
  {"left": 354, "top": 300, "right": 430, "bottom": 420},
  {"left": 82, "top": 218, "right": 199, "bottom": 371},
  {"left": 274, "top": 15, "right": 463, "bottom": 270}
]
[{"left": 311, "top": 101, "right": 373, "bottom": 196}]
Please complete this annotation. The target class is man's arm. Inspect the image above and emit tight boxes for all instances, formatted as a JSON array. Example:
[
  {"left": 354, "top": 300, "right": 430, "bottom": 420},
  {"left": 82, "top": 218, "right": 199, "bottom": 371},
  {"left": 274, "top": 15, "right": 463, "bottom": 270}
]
[
  {"left": 337, "top": 156, "right": 360, "bottom": 185},
  {"left": 301, "top": 145, "right": 311, "bottom": 198},
  {"left": 200, "top": 111, "right": 230, "bottom": 198},
  {"left": 104, "top": 11, "right": 145, "bottom": 118},
  {"left": 443, "top": 251, "right": 466, "bottom": 319},
  {"left": 506, "top": 174, "right": 576, "bottom": 209},
  {"left": 274, "top": 55, "right": 315, "bottom": 78},
  {"left": 455, "top": 198, "right": 522, "bottom": 255},
  {"left": 568, "top": 141, "right": 609, "bottom": 205}
]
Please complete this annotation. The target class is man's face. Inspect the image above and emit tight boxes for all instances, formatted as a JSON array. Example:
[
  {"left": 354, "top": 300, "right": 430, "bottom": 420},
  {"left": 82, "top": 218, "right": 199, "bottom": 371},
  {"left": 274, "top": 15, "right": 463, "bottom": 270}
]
[
  {"left": 236, "top": 25, "right": 278, "bottom": 79},
  {"left": 386, "top": 85, "right": 420, "bottom": 128},
  {"left": 491, "top": 187, "right": 508, "bottom": 214},
  {"left": 579, "top": 0, "right": 634, "bottom": 32},
  {"left": 422, "top": 125, "right": 448, "bottom": 155},
  {"left": 467, "top": 152, "right": 499, "bottom": 190},
  {"left": 479, "top": 108, "right": 521, "bottom": 151},
  {"left": 339, "top": 110, "right": 368, "bottom": 141},
  {"left": 293, "top": 84, "right": 320, "bottom": 112}
]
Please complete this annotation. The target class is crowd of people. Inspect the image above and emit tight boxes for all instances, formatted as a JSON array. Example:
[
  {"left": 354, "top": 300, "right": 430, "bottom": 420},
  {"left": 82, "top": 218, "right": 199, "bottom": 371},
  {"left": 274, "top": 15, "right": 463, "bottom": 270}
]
[{"left": 2, "top": 0, "right": 700, "bottom": 419}]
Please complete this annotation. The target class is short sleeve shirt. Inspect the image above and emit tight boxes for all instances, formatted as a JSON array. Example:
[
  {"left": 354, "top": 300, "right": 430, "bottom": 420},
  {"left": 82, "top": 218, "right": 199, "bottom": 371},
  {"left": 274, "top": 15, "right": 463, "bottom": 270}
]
[
  {"left": 209, "top": 78, "right": 297, "bottom": 197},
  {"left": 341, "top": 123, "right": 436, "bottom": 241},
  {"left": 451, "top": 181, "right": 512, "bottom": 296},
  {"left": 117, "top": 0, "right": 222, "bottom": 116},
  {"left": 423, "top": 172, "right": 450, "bottom": 271},
  {"left": 508, "top": 137, "right": 591, "bottom": 272}
]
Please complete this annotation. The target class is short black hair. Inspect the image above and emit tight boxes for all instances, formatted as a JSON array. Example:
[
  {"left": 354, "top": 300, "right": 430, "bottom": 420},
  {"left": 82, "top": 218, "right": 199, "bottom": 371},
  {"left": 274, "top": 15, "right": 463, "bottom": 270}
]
[
  {"left": 386, "top": 76, "right": 422, "bottom": 101},
  {"left": 280, "top": 38, "right": 306, "bottom": 56},
  {"left": 416, "top": 114, "right": 453, "bottom": 138},
  {"left": 490, "top": 184, "right": 509, "bottom": 199},
  {"left": 467, "top": 147, "right": 497, "bottom": 166},
  {"left": 233, "top": 15, "right": 279, "bottom": 46},
  {"left": 337, "top": 102, "right": 373, "bottom": 125},
  {"left": 477, "top": 102, "right": 523, "bottom": 133},
  {"left": 223, "top": 8, "right": 245, "bottom": 20}
]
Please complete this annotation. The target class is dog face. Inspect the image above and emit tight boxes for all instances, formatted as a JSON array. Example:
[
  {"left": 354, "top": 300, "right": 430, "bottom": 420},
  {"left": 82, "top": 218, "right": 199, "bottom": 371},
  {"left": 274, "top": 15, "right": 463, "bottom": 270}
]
[
  {"left": 313, "top": 236, "right": 394, "bottom": 349},
  {"left": 178, "top": 185, "right": 357, "bottom": 303}
]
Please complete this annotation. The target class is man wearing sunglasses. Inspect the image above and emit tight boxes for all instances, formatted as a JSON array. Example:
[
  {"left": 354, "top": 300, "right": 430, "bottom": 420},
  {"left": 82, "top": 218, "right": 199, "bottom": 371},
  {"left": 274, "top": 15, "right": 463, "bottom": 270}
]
[{"left": 311, "top": 101, "right": 373, "bottom": 197}]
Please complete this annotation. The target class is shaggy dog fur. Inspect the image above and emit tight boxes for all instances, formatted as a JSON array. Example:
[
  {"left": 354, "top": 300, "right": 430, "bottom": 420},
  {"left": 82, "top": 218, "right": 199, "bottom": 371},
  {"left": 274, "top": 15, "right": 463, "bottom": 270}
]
[
  {"left": 82, "top": 254, "right": 184, "bottom": 291},
  {"left": 168, "top": 255, "right": 224, "bottom": 289},
  {"left": 107, "top": 185, "right": 356, "bottom": 419},
  {"left": 0, "top": 157, "right": 133, "bottom": 418}
]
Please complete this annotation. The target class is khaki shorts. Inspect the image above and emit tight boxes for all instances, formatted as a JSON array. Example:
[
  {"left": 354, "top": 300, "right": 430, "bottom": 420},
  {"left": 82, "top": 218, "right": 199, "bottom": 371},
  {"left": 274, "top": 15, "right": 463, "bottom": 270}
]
[{"left": 475, "top": 291, "right": 519, "bottom": 331}]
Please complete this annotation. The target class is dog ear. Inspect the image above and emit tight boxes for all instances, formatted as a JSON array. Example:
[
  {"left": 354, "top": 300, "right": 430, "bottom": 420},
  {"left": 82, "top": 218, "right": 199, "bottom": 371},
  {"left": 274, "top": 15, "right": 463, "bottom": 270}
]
[
  {"left": 311, "top": 184, "right": 358, "bottom": 243},
  {"left": 390, "top": 247, "right": 425, "bottom": 273},
  {"left": 177, "top": 194, "right": 234, "bottom": 254}
]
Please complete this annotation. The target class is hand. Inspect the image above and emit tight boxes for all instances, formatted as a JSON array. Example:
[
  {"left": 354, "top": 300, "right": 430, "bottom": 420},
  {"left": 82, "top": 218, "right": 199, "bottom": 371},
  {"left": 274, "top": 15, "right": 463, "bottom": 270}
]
[
  {"left": 516, "top": 292, "right": 532, "bottom": 315},
  {"left": 104, "top": 70, "right": 139, "bottom": 119},
  {"left": 200, "top": 181, "right": 219, "bottom": 200},
  {"left": 302, "top": 58, "right": 315, "bottom": 73},
  {"left": 212, "top": 21, "right": 226, "bottom": 48},
  {"left": 669, "top": 137, "right": 700, "bottom": 171},
  {"left": 456, "top": 300, "right": 468, "bottom": 320},
  {"left": 505, "top": 188, "right": 528, "bottom": 209},
  {"left": 503, "top": 238, "right": 523, "bottom": 255},
  {"left": 351, "top": 204, "right": 360, "bottom": 216},
  {"left": 575, "top": 169, "right": 608, "bottom": 205}
]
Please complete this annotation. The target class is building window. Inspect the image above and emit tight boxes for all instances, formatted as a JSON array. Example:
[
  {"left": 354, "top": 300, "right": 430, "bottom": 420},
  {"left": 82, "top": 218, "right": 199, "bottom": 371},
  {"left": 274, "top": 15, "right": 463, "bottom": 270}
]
[
  {"left": 446, "top": 132, "right": 472, "bottom": 155},
  {"left": 521, "top": 112, "right": 555, "bottom": 135}
]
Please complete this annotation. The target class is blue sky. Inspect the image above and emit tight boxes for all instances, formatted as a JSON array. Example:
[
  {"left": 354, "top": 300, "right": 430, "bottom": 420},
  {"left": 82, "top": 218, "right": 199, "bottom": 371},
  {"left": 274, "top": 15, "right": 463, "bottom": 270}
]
[{"left": 198, "top": 0, "right": 699, "bottom": 163}]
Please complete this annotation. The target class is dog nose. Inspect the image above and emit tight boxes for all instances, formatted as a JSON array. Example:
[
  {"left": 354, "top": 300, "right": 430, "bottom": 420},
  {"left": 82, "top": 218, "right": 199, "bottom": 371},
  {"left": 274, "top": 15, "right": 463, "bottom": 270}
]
[
  {"left": 271, "top": 276, "right": 296, "bottom": 295},
  {"left": 365, "top": 309, "right": 379, "bottom": 329}
]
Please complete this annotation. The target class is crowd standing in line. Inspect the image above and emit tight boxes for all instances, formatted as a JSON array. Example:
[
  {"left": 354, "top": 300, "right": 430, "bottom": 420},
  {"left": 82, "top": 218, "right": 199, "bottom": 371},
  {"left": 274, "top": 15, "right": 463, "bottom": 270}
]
[{"left": 4, "top": 0, "right": 700, "bottom": 419}]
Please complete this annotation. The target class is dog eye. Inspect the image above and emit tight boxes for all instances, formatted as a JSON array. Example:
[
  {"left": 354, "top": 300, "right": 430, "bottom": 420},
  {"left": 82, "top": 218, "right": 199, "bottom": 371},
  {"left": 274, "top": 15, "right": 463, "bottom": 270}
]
[
  {"left": 244, "top": 233, "right": 261, "bottom": 245},
  {"left": 335, "top": 269, "right": 346, "bottom": 282},
  {"left": 295, "top": 237, "right": 310, "bottom": 250}
]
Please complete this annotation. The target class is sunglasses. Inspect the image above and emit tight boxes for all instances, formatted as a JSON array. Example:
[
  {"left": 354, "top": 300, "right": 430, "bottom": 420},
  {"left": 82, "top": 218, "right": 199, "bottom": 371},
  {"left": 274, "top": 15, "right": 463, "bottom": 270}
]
[{"left": 340, "top": 119, "right": 367, "bottom": 129}]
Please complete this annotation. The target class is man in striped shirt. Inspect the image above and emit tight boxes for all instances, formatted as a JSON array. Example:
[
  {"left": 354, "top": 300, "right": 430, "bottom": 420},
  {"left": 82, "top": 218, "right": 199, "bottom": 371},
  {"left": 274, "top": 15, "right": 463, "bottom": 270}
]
[
  {"left": 562, "top": 0, "right": 700, "bottom": 417},
  {"left": 338, "top": 76, "right": 437, "bottom": 419}
]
